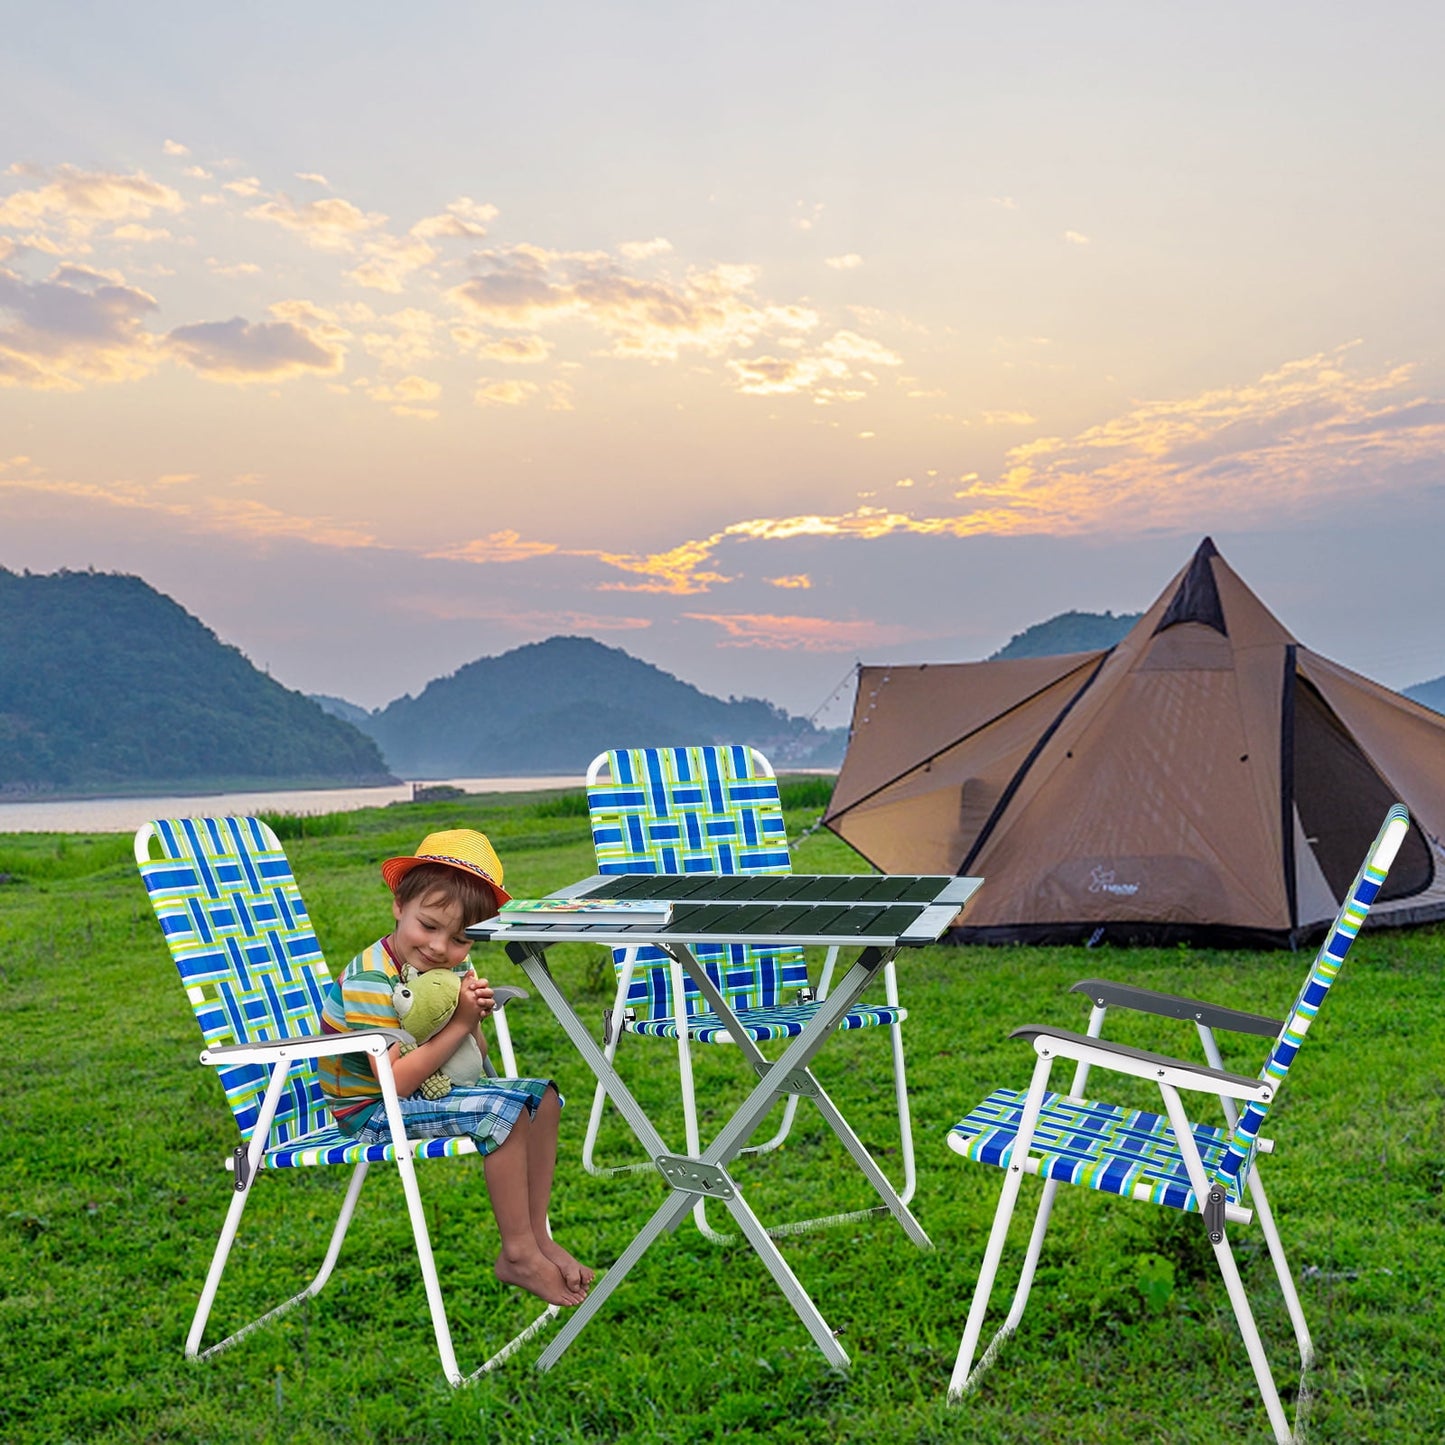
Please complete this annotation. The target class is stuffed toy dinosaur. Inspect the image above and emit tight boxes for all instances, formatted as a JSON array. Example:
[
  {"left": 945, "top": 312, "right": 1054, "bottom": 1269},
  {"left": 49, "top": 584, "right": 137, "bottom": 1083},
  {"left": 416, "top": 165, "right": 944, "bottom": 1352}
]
[{"left": 392, "top": 969, "right": 485, "bottom": 1100}]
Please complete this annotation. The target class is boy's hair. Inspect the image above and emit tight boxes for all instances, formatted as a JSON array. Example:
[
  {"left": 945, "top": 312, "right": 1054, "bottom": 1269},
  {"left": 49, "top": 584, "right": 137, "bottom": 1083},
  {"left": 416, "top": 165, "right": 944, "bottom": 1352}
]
[{"left": 393, "top": 861, "right": 498, "bottom": 927}]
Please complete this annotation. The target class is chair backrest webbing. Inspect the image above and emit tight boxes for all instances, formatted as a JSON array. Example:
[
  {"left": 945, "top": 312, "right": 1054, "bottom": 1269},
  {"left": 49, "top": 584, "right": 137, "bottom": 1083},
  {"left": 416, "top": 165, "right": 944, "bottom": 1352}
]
[
  {"left": 136, "top": 816, "right": 333, "bottom": 1144},
  {"left": 1212, "top": 804, "right": 1410, "bottom": 1191},
  {"left": 587, "top": 746, "right": 807, "bottom": 1018}
]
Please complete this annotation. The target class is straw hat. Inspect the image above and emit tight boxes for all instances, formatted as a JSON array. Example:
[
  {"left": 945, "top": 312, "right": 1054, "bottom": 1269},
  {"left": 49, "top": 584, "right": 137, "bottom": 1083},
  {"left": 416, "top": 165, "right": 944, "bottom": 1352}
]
[{"left": 380, "top": 828, "right": 511, "bottom": 905}]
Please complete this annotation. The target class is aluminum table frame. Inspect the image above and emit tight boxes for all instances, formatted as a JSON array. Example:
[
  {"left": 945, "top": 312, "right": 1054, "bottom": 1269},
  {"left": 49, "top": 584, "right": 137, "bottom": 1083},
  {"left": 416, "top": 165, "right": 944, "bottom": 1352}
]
[{"left": 468, "top": 872, "right": 981, "bottom": 1370}]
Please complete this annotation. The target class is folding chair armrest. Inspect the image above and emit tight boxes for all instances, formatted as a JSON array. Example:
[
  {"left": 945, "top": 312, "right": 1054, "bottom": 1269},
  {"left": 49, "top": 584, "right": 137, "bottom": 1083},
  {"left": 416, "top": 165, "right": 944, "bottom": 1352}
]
[
  {"left": 1069, "top": 978, "right": 1283, "bottom": 1038},
  {"left": 492, "top": 986, "right": 529, "bottom": 1009},
  {"left": 1010, "top": 1025, "right": 1274, "bottom": 1103},
  {"left": 199, "top": 1027, "right": 412, "bottom": 1066}
]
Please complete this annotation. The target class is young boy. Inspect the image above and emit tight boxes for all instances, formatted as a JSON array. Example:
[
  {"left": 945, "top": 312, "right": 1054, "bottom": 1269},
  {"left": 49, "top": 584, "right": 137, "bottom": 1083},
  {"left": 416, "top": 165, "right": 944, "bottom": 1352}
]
[{"left": 319, "top": 828, "right": 592, "bottom": 1308}]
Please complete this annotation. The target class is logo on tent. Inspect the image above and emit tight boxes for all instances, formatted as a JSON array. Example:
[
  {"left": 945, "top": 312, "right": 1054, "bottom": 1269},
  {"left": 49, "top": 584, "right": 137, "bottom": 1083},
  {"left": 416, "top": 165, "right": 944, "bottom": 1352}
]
[{"left": 1088, "top": 866, "right": 1140, "bottom": 897}]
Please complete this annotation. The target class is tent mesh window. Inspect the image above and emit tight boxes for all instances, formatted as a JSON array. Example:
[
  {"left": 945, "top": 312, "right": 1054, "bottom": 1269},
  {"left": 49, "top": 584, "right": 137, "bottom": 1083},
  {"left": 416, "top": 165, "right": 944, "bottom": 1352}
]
[{"left": 1293, "top": 676, "right": 1432, "bottom": 902}]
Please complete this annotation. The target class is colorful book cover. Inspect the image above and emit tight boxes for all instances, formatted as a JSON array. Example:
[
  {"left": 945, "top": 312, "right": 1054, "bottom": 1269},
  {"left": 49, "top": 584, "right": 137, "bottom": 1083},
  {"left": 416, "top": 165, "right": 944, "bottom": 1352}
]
[{"left": 499, "top": 897, "right": 674, "bottom": 925}]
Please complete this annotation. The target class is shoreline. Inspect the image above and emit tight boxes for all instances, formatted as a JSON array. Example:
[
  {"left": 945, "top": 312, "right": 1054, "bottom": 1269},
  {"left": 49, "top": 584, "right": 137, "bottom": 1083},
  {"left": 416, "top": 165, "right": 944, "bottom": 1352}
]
[{"left": 0, "top": 775, "right": 580, "bottom": 835}]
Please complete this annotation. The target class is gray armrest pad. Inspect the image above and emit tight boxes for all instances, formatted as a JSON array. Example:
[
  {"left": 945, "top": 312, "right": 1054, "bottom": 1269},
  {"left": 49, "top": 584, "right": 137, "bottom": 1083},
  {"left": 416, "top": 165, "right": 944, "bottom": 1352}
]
[
  {"left": 492, "top": 985, "right": 529, "bottom": 1008},
  {"left": 1070, "top": 978, "right": 1283, "bottom": 1038},
  {"left": 1009, "top": 1025, "right": 1265, "bottom": 1092}
]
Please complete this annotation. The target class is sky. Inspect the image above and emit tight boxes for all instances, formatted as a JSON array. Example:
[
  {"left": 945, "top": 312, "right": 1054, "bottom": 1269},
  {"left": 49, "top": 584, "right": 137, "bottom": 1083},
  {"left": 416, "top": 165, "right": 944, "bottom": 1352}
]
[{"left": 3, "top": 2, "right": 1444, "bottom": 724}]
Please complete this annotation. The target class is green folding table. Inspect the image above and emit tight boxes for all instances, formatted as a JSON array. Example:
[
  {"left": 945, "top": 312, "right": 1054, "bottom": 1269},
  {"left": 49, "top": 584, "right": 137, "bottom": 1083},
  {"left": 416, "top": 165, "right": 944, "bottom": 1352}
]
[{"left": 467, "top": 871, "right": 982, "bottom": 1369}]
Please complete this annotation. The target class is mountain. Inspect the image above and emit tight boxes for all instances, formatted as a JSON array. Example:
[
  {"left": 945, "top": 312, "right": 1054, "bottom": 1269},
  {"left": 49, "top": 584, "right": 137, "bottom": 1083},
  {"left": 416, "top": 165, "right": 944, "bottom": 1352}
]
[
  {"left": 989, "top": 609, "right": 1142, "bottom": 660},
  {"left": 310, "top": 693, "right": 375, "bottom": 729},
  {"left": 0, "top": 568, "right": 394, "bottom": 797},
  {"left": 358, "top": 635, "right": 845, "bottom": 776},
  {"left": 1404, "top": 675, "right": 1445, "bottom": 714}
]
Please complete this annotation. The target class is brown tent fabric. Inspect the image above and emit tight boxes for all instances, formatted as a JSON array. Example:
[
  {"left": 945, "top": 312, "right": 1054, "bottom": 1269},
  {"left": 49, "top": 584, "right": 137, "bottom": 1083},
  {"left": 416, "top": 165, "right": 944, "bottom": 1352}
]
[{"left": 825, "top": 537, "right": 1445, "bottom": 947}]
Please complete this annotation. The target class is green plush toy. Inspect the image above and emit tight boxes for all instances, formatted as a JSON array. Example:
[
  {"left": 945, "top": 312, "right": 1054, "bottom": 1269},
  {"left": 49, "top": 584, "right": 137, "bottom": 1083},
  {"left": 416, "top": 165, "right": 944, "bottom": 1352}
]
[{"left": 392, "top": 969, "right": 485, "bottom": 1100}]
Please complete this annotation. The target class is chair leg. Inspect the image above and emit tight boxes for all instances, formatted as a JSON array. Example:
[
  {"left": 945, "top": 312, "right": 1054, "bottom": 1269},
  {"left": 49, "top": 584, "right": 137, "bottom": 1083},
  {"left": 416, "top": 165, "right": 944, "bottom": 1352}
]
[
  {"left": 581, "top": 962, "right": 653, "bottom": 1178},
  {"left": 189, "top": 1157, "right": 369, "bottom": 1360},
  {"left": 949, "top": 1053, "right": 1055, "bottom": 1401},
  {"left": 1245, "top": 1165, "right": 1314, "bottom": 1370},
  {"left": 1211, "top": 1230, "right": 1296, "bottom": 1444}
]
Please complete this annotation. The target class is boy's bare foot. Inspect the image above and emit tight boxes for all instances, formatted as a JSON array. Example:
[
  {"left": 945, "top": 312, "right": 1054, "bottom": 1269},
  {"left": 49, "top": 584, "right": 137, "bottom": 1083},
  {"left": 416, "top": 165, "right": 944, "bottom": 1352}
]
[
  {"left": 541, "top": 1238, "right": 595, "bottom": 1293},
  {"left": 495, "top": 1248, "right": 586, "bottom": 1307}
]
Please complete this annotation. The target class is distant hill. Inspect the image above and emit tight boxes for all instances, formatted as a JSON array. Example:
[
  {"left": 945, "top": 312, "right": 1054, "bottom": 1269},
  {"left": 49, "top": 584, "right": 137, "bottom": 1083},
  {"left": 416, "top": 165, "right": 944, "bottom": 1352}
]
[
  {"left": 1404, "top": 676, "right": 1445, "bottom": 714},
  {"left": 989, "top": 609, "right": 1141, "bottom": 660},
  {"left": 310, "top": 693, "right": 374, "bottom": 729},
  {"left": 0, "top": 568, "right": 394, "bottom": 797},
  {"left": 358, "top": 635, "right": 845, "bottom": 776}
]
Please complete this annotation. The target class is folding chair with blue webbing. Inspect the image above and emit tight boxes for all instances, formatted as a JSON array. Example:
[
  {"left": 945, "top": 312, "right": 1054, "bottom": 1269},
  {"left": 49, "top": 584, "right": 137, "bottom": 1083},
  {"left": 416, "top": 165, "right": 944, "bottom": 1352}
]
[
  {"left": 944, "top": 804, "right": 1412, "bottom": 1443},
  {"left": 579, "top": 745, "right": 915, "bottom": 1240},
  {"left": 134, "top": 815, "right": 555, "bottom": 1384}
]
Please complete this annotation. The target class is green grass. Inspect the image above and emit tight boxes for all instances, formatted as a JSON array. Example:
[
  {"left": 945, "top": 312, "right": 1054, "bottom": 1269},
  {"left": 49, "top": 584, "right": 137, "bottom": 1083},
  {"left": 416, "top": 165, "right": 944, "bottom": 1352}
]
[{"left": 2, "top": 789, "right": 1443, "bottom": 1443}]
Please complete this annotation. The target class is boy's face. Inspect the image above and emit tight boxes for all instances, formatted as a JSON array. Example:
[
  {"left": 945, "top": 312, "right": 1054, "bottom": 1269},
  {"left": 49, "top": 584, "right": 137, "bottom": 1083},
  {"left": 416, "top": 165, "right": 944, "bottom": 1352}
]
[{"left": 390, "top": 888, "right": 473, "bottom": 974}]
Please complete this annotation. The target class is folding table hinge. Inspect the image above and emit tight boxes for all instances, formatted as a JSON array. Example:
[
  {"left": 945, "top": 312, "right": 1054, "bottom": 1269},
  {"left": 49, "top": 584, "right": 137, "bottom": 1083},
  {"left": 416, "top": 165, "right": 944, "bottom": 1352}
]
[
  {"left": 655, "top": 1155, "right": 737, "bottom": 1200},
  {"left": 1202, "top": 1185, "right": 1227, "bottom": 1244},
  {"left": 753, "top": 1060, "right": 821, "bottom": 1098},
  {"left": 232, "top": 1145, "right": 251, "bottom": 1192}
]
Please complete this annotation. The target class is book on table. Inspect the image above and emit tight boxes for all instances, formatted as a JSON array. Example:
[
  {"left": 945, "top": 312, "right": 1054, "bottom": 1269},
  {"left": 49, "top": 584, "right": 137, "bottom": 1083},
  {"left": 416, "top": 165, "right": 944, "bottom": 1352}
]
[{"left": 498, "top": 897, "right": 675, "bottom": 926}]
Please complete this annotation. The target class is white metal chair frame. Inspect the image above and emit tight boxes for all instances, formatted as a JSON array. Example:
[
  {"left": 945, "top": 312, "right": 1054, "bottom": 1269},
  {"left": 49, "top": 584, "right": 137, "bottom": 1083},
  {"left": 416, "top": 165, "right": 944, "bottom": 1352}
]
[
  {"left": 578, "top": 748, "right": 916, "bottom": 1242},
  {"left": 135, "top": 819, "right": 555, "bottom": 1386},
  {"left": 946, "top": 805, "right": 1411, "bottom": 1443}
]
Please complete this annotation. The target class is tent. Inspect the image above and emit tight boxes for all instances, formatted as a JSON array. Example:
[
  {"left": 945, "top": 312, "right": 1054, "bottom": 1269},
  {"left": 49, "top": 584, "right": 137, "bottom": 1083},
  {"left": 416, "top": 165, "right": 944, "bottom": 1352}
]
[{"left": 825, "top": 538, "right": 1445, "bottom": 947}]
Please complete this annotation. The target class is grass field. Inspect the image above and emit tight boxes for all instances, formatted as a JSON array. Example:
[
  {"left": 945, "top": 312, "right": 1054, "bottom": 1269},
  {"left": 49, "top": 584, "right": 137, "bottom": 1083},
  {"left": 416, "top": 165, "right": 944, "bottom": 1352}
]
[{"left": 2, "top": 787, "right": 1442, "bottom": 1443}]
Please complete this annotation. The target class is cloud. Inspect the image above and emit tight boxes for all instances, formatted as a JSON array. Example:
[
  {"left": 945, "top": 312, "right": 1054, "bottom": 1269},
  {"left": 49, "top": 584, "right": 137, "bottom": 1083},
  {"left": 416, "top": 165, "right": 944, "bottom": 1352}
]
[
  {"left": 0, "top": 469, "right": 378, "bottom": 550},
  {"left": 166, "top": 314, "right": 344, "bottom": 382},
  {"left": 111, "top": 224, "right": 171, "bottom": 244},
  {"left": 367, "top": 373, "right": 441, "bottom": 418},
  {"left": 474, "top": 377, "right": 539, "bottom": 406},
  {"left": 429, "top": 530, "right": 561, "bottom": 564},
  {"left": 296, "top": 172, "right": 329, "bottom": 186},
  {"left": 360, "top": 307, "right": 439, "bottom": 368},
  {"left": 162, "top": 140, "right": 190, "bottom": 158},
  {"left": 727, "top": 329, "right": 902, "bottom": 402},
  {"left": 246, "top": 193, "right": 386, "bottom": 250},
  {"left": 347, "top": 232, "right": 436, "bottom": 291},
  {"left": 344, "top": 199, "right": 499, "bottom": 292},
  {"left": 824, "top": 254, "right": 863, "bottom": 270},
  {"left": 459, "top": 332, "right": 552, "bottom": 364},
  {"left": 766, "top": 574, "right": 812, "bottom": 589},
  {"left": 0, "top": 263, "right": 159, "bottom": 387},
  {"left": 1064, "top": 230, "right": 1090, "bottom": 245},
  {"left": 450, "top": 245, "right": 820, "bottom": 362},
  {"left": 960, "top": 345, "right": 1445, "bottom": 533},
  {"left": 573, "top": 349, "right": 1445, "bottom": 595},
  {"left": 682, "top": 612, "right": 919, "bottom": 650},
  {"left": 980, "top": 409, "right": 1037, "bottom": 425},
  {"left": 410, "top": 198, "right": 498, "bottom": 240},
  {"left": 0, "top": 164, "right": 185, "bottom": 234},
  {"left": 991, "top": 196, "right": 1019, "bottom": 210},
  {"left": 618, "top": 237, "right": 672, "bottom": 260},
  {"left": 207, "top": 259, "right": 262, "bottom": 277}
]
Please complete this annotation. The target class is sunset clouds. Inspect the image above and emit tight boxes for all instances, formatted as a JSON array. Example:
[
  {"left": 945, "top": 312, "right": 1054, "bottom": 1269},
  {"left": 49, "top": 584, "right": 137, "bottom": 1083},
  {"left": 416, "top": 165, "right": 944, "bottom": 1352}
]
[{"left": 4, "top": 4, "right": 1445, "bottom": 717}]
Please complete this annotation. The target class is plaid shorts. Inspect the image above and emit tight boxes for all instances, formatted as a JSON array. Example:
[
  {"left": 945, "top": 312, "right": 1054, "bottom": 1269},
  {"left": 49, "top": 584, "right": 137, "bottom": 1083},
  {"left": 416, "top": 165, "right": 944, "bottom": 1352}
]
[{"left": 355, "top": 1078, "right": 557, "bottom": 1156}]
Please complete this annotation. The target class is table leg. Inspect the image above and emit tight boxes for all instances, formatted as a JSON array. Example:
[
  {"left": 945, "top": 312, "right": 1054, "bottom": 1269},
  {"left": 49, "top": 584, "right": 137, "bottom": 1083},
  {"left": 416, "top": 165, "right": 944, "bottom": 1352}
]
[
  {"left": 669, "top": 943, "right": 931, "bottom": 1247},
  {"left": 505, "top": 941, "right": 672, "bottom": 1161},
  {"left": 534, "top": 1187, "right": 696, "bottom": 1371}
]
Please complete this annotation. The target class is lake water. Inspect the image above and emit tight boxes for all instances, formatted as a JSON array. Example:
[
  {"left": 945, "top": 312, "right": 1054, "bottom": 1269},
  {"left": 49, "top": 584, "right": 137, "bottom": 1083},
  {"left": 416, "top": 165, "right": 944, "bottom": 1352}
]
[{"left": 0, "top": 776, "right": 577, "bottom": 835}]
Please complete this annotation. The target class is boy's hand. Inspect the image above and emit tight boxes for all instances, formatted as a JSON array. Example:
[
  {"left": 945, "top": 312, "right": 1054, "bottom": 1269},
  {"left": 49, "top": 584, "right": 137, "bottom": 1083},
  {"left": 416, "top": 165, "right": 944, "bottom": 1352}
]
[
  {"left": 452, "top": 970, "right": 485, "bottom": 1030},
  {"left": 460, "top": 969, "right": 495, "bottom": 1021}
]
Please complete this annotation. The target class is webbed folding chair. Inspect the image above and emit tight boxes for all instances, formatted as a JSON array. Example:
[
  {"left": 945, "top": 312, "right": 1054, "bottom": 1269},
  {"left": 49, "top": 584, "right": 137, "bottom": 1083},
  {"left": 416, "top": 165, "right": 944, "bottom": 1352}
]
[
  {"left": 945, "top": 804, "right": 1411, "bottom": 1443},
  {"left": 135, "top": 815, "right": 556, "bottom": 1385},
  {"left": 580, "top": 745, "right": 914, "bottom": 1240}
]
